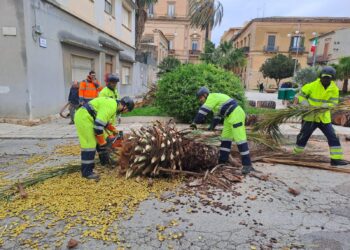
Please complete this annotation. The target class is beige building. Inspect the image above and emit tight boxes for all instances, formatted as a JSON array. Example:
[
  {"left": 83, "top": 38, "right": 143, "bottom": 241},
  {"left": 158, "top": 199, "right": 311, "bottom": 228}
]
[
  {"left": 308, "top": 27, "right": 350, "bottom": 66},
  {"left": 142, "top": 0, "right": 208, "bottom": 63},
  {"left": 227, "top": 17, "right": 350, "bottom": 89},
  {"left": 221, "top": 27, "right": 241, "bottom": 43}
]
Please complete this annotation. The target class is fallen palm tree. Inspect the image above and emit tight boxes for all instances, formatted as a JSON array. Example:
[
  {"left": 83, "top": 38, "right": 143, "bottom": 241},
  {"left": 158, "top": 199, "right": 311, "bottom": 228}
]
[{"left": 119, "top": 120, "right": 279, "bottom": 180}]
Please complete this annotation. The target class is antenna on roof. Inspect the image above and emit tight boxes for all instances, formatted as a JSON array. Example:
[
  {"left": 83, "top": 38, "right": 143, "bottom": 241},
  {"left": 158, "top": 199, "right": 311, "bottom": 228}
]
[{"left": 262, "top": 0, "right": 266, "bottom": 18}]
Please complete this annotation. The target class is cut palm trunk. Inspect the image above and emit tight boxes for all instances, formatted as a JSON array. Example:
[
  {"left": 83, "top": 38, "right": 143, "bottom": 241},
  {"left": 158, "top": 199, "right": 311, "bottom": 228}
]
[{"left": 120, "top": 121, "right": 280, "bottom": 179}]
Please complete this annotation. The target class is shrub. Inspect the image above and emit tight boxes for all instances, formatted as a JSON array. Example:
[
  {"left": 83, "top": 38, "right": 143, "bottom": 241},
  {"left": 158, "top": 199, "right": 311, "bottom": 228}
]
[
  {"left": 293, "top": 67, "right": 319, "bottom": 86},
  {"left": 156, "top": 63, "right": 246, "bottom": 122}
]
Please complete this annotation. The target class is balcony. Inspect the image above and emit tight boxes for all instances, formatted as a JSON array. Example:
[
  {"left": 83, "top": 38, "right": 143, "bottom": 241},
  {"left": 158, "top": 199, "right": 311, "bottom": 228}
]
[
  {"left": 263, "top": 45, "right": 279, "bottom": 53},
  {"left": 168, "top": 49, "right": 175, "bottom": 55},
  {"left": 242, "top": 46, "right": 250, "bottom": 54},
  {"left": 289, "top": 46, "right": 305, "bottom": 53},
  {"left": 189, "top": 50, "right": 201, "bottom": 56},
  {"left": 307, "top": 54, "right": 330, "bottom": 65}
]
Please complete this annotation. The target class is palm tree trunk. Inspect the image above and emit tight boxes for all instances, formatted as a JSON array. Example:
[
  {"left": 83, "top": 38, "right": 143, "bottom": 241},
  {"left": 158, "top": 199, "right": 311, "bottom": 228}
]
[
  {"left": 342, "top": 79, "right": 348, "bottom": 94},
  {"left": 135, "top": 8, "right": 148, "bottom": 50}
]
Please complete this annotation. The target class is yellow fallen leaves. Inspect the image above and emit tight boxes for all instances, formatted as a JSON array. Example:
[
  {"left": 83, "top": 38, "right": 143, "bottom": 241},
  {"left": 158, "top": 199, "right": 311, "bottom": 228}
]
[
  {"left": 25, "top": 155, "right": 46, "bottom": 165},
  {"left": 54, "top": 144, "right": 80, "bottom": 156},
  {"left": 155, "top": 219, "right": 184, "bottom": 243},
  {"left": 0, "top": 168, "right": 179, "bottom": 248}
]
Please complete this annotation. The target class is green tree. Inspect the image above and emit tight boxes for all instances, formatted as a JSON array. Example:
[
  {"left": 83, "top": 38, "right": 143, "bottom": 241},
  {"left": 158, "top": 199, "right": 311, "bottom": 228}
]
[
  {"left": 188, "top": 0, "right": 223, "bottom": 40},
  {"left": 200, "top": 40, "right": 216, "bottom": 64},
  {"left": 333, "top": 57, "right": 350, "bottom": 94},
  {"left": 293, "top": 67, "right": 319, "bottom": 86},
  {"left": 135, "top": 0, "right": 158, "bottom": 49},
  {"left": 156, "top": 64, "right": 246, "bottom": 122},
  {"left": 260, "top": 54, "right": 297, "bottom": 88},
  {"left": 215, "top": 42, "right": 247, "bottom": 71},
  {"left": 157, "top": 57, "right": 181, "bottom": 76}
]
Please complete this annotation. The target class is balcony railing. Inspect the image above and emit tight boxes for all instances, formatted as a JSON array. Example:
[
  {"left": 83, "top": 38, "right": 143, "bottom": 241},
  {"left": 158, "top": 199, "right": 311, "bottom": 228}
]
[
  {"left": 307, "top": 54, "right": 330, "bottom": 65},
  {"left": 189, "top": 50, "right": 201, "bottom": 56},
  {"left": 289, "top": 46, "right": 305, "bottom": 53},
  {"left": 168, "top": 49, "right": 175, "bottom": 55},
  {"left": 263, "top": 45, "right": 279, "bottom": 53}
]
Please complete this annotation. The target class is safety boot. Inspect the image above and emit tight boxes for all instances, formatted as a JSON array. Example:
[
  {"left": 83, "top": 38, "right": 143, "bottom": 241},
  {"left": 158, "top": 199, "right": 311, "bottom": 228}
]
[
  {"left": 241, "top": 165, "right": 256, "bottom": 175},
  {"left": 331, "top": 159, "right": 349, "bottom": 166},
  {"left": 84, "top": 173, "right": 100, "bottom": 180}
]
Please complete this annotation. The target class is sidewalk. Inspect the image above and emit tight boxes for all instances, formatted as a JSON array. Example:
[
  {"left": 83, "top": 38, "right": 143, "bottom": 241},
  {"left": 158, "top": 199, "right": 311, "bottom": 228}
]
[{"left": 0, "top": 116, "right": 349, "bottom": 141}]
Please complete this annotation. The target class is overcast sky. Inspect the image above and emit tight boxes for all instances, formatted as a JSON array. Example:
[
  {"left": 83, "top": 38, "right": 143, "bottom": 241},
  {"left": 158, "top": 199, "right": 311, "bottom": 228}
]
[{"left": 211, "top": 0, "right": 350, "bottom": 45}]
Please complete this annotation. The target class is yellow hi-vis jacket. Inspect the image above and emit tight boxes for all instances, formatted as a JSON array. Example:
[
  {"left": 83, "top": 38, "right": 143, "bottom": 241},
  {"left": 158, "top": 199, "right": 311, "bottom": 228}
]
[
  {"left": 297, "top": 78, "right": 339, "bottom": 123},
  {"left": 99, "top": 86, "right": 120, "bottom": 100}
]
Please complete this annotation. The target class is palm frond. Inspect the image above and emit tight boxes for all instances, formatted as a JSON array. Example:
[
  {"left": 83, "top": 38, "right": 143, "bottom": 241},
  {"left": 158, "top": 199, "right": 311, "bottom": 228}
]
[
  {"left": 253, "top": 103, "right": 350, "bottom": 141},
  {"left": 188, "top": 0, "right": 223, "bottom": 30},
  {"left": 0, "top": 164, "right": 80, "bottom": 201}
]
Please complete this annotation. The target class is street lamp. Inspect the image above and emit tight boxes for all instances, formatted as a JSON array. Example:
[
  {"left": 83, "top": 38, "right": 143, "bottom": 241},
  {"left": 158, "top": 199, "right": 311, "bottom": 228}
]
[
  {"left": 311, "top": 32, "right": 318, "bottom": 67},
  {"left": 288, "top": 30, "right": 302, "bottom": 76}
]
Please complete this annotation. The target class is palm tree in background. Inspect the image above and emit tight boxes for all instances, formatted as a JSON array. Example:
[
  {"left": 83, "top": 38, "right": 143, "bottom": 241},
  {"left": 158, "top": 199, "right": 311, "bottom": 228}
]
[
  {"left": 334, "top": 57, "right": 350, "bottom": 94},
  {"left": 188, "top": 0, "right": 224, "bottom": 41},
  {"left": 215, "top": 41, "right": 247, "bottom": 71},
  {"left": 135, "top": 0, "right": 158, "bottom": 49}
]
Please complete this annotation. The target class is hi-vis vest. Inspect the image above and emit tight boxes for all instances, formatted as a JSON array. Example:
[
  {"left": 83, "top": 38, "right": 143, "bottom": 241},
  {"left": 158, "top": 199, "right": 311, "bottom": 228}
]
[
  {"left": 297, "top": 78, "right": 339, "bottom": 123},
  {"left": 79, "top": 80, "right": 102, "bottom": 102},
  {"left": 99, "top": 86, "right": 119, "bottom": 100}
]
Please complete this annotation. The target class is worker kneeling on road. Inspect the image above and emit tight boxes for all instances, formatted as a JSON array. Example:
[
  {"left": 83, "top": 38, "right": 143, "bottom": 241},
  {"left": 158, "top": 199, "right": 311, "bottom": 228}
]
[
  {"left": 191, "top": 87, "right": 256, "bottom": 175},
  {"left": 74, "top": 96, "right": 135, "bottom": 180},
  {"left": 293, "top": 66, "right": 348, "bottom": 166}
]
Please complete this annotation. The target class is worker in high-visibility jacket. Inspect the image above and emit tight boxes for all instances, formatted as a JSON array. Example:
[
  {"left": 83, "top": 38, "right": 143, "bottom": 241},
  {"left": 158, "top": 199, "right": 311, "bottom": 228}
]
[
  {"left": 74, "top": 96, "right": 135, "bottom": 180},
  {"left": 79, "top": 71, "right": 103, "bottom": 105},
  {"left": 99, "top": 73, "right": 120, "bottom": 100},
  {"left": 293, "top": 66, "right": 348, "bottom": 166},
  {"left": 191, "top": 87, "right": 256, "bottom": 175},
  {"left": 99, "top": 73, "right": 121, "bottom": 141}
]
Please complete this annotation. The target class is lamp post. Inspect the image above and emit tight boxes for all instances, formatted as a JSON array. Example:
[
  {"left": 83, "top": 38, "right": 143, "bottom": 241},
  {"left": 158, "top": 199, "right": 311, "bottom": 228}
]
[
  {"left": 311, "top": 32, "right": 318, "bottom": 67},
  {"left": 288, "top": 30, "right": 302, "bottom": 76}
]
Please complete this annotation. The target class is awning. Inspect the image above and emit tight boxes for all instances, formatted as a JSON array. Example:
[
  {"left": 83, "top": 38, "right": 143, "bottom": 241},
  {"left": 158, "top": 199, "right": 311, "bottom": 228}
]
[
  {"left": 99, "top": 37, "right": 124, "bottom": 52},
  {"left": 120, "top": 52, "right": 135, "bottom": 63}
]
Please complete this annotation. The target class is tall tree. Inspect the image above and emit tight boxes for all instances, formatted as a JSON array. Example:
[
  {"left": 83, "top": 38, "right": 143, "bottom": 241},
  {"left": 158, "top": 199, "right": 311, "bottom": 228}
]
[
  {"left": 260, "top": 54, "right": 296, "bottom": 88},
  {"left": 333, "top": 57, "right": 350, "bottom": 94},
  {"left": 214, "top": 42, "right": 246, "bottom": 71},
  {"left": 188, "top": 0, "right": 223, "bottom": 40},
  {"left": 135, "top": 0, "right": 158, "bottom": 49},
  {"left": 200, "top": 40, "right": 216, "bottom": 64}
]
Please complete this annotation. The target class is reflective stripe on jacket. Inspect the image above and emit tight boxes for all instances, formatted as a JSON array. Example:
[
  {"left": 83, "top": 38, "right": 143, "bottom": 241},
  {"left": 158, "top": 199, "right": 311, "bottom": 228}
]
[
  {"left": 194, "top": 93, "right": 238, "bottom": 124},
  {"left": 84, "top": 97, "right": 117, "bottom": 135},
  {"left": 297, "top": 78, "right": 339, "bottom": 123}
]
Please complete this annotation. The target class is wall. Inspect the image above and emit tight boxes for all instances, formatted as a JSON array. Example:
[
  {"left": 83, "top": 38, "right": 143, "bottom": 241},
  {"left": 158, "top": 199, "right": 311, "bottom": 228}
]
[
  {"left": 0, "top": 0, "right": 30, "bottom": 119},
  {"left": 119, "top": 62, "right": 157, "bottom": 98}
]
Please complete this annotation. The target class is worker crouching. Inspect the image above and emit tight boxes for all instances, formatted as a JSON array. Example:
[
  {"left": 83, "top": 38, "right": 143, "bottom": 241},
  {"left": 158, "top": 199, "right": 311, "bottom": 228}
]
[
  {"left": 191, "top": 87, "right": 256, "bottom": 175},
  {"left": 74, "top": 96, "right": 135, "bottom": 180}
]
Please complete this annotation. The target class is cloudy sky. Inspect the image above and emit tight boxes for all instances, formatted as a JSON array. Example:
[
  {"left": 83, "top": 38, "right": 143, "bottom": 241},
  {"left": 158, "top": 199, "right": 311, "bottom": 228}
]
[{"left": 211, "top": 0, "right": 350, "bottom": 45}]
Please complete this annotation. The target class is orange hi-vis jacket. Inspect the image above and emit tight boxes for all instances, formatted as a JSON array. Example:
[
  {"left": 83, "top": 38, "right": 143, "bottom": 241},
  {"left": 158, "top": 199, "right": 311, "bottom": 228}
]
[{"left": 79, "top": 76, "right": 102, "bottom": 103}]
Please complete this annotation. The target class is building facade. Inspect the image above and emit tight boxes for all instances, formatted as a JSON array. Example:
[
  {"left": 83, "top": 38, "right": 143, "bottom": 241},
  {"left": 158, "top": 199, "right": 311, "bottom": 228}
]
[
  {"left": 308, "top": 27, "right": 350, "bottom": 66},
  {"left": 228, "top": 17, "right": 350, "bottom": 89},
  {"left": 142, "top": 0, "right": 208, "bottom": 64},
  {"left": 220, "top": 27, "right": 241, "bottom": 44},
  {"left": 0, "top": 0, "right": 139, "bottom": 120}
]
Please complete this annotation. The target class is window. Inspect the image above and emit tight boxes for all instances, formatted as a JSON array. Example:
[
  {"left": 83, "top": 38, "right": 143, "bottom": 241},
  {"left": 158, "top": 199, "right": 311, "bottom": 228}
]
[
  {"left": 105, "top": 0, "right": 113, "bottom": 15},
  {"left": 291, "top": 36, "right": 304, "bottom": 48},
  {"left": 122, "top": 6, "right": 131, "bottom": 29},
  {"left": 122, "top": 66, "right": 130, "bottom": 85},
  {"left": 148, "top": 4, "right": 154, "bottom": 16},
  {"left": 192, "top": 40, "right": 198, "bottom": 51},
  {"left": 267, "top": 35, "right": 276, "bottom": 48},
  {"left": 167, "top": 4, "right": 175, "bottom": 17},
  {"left": 169, "top": 40, "right": 174, "bottom": 50}
]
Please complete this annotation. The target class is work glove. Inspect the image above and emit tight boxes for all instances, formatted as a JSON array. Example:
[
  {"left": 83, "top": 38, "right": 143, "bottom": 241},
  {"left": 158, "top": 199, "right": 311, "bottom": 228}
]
[
  {"left": 190, "top": 123, "right": 197, "bottom": 130},
  {"left": 300, "top": 100, "right": 310, "bottom": 107}
]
